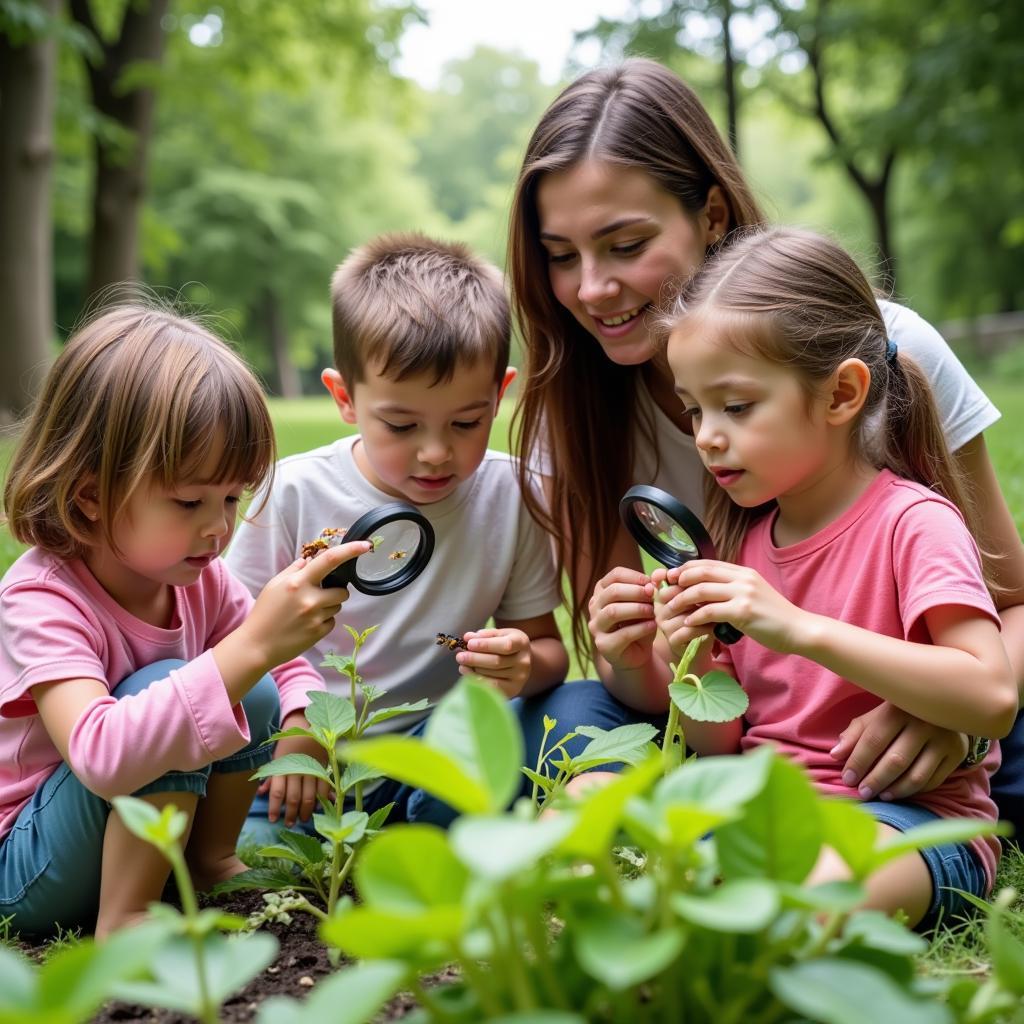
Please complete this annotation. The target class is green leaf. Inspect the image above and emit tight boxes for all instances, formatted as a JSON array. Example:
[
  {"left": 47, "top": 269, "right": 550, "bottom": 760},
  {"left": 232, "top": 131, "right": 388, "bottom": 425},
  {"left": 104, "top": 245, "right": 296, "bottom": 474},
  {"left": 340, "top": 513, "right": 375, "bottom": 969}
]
[
  {"left": 256, "top": 960, "right": 407, "bottom": 1024},
  {"left": 259, "top": 829, "right": 326, "bottom": 867},
  {"left": 568, "top": 723, "right": 659, "bottom": 771},
  {"left": 112, "top": 797, "right": 188, "bottom": 850},
  {"left": 321, "top": 905, "right": 464, "bottom": 960},
  {"left": 872, "top": 817, "right": 1007, "bottom": 869},
  {"left": 424, "top": 680, "right": 523, "bottom": 811},
  {"left": 339, "top": 761, "right": 384, "bottom": 791},
  {"left": 342, "top": 735, "right": 492, "bottom": 813},
  {"left": 574, "top": 908, "right": 685, "bottom": 991},
  {"left": 314, "top": 810, "right": 368, "bottom": 846},
  {"left": 489, "top": 1016, "right": 587, "bottom": 1024},
  {"left": 669, "top": 670, "right": 748, "bottom": 723},
  {"left": 451, "top": 814, "right": 577, "bottom": 881},
  {"left": 249, "top": 753, "right": 333, "bottom": 786},
  {"left": 0, "top": 946, "right": 35, "bottom": 1010},
  {"left": 986, "top": 888, "right": 1024, "bottom": 996},
  {"left": 841, "top": 911, "right": 928, "bottom": 956},
  {"left": 560, "top": 755, "right": 663, "bottom": 858},
  {"left": 366, "top": 802, "right": 395, "bottom": 830},
  {"left": 266, "top": 726, "right": 316, "bottom": 743},
  {"left": 304, "top": 691, "right": 357, "bottom": 736},
  {"left": 672, "top": 878, "right": 780, "bottom": 933},
  {"left": 521, "top": 766, "right": 555, "bottom": 793},
  {"left": 820, "top": 799, "right": 880, "bottom": 880},
  {"left": 357, "top": 825, "right": 468, "bottom": 908},
  {"left": 778, "top": 880, "right": 864, "bottom": 913},
  {"left": 212, "top": 866, "right": 304, "bottom": 895},
  {"left": 660, "top": 803, "right": 733, "bottom": 848},
  {"left": 362, "top": 699, "right": 432, "bottom": 728},
  {"left": 321, "top": 652, "right": 357, "bottom": 679},
  {"left": 769, "top": 958, "right": 953, "bottom": 1024},
  {"left": 716, "top": 755, "right": 823, "bottom": 883},
  {"left": 653, "top": 744, "right": 773, "bottom": 813}
]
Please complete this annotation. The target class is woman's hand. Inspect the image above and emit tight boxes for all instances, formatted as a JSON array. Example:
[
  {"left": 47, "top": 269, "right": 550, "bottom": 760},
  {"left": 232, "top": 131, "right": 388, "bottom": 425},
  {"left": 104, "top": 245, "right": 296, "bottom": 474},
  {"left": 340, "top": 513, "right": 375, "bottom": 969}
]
[
  {"left": 588, "top": 567, "right": 658, "bottom": 671},
  {"left": 830, "top": 702, "right": 968, "bottom": 800},
  {"left": 456, "top": 627, "right": 531, "bottom": 698},
  {"left": 260, "top": 710, "right": 332, "bottom": 827},
  {"left": 667, "top": 560, "right": 808, "bottom": 653}
]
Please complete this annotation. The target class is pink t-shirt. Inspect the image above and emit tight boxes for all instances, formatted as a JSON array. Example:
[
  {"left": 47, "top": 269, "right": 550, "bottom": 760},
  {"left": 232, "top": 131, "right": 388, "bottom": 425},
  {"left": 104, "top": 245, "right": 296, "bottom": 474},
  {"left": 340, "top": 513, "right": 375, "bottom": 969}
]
[
  {"left": 719, "top": 470, "right": 1002, "bottom": 888},
  {"left": 0, "top": 549, "right": 325, "bottom": 841}
]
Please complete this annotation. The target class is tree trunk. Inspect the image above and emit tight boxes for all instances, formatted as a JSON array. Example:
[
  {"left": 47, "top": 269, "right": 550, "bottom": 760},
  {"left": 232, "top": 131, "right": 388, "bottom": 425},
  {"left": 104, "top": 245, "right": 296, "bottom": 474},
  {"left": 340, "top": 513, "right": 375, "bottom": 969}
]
[
  {"left": 264, "top": 288, "right": 301, "bottom": 399},
  {"left": 69, "top": 0, "right": 170, "bottom": 301},
  {"left": 0, "top": 0, "right": 60, "bottom": 424},
  {"left": 721, "top": 0, "right": 739, "bottom": 157}
]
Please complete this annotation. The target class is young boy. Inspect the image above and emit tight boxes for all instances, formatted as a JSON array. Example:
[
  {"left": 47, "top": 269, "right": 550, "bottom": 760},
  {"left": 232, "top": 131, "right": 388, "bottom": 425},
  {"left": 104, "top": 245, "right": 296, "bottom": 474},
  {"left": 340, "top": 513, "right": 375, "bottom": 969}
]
[{"left": 226, "top": 233, "right": 568, "bottom": 839}]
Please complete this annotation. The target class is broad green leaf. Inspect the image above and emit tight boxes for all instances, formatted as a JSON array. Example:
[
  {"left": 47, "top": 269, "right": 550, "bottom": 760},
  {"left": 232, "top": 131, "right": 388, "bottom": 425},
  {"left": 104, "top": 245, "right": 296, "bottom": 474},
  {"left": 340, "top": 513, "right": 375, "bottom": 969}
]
[
  {"left": 669, "top": 670, "right": 748, "bottom": 723},
  {"left": 321, "top": 652, "right": 357, "bottom": 679},
  {"left": 357, "top": 825, "right": 468, "bottom": 909},
  {"left": 304, "top": 691, "right": 356, "bottom": 737},
  {"left": 769, "top": 958, "right": 953, "bottom": 1024},
  {"left": 986, "top": 889, "right": 1024, "bottom": 996},
  {"left": 716, "top": 755, "right": 823, "bottom": 883},
  {"left": 778, "top": 880, "right": 864, "bottom": 913},
  {"left": 841, "top": 911, "right": 928, "bottom": 956},
  {"left": 873, "top": 817, "right": 1007, "bottom": 869},
  {"left": 314, "top": 809, "right": 367, "bottom": 846},
  {"left": 521, "top": 766, "right": 555, "bottom": 793},
  {"left": 256, "top": 960, "right": 407, "bottom": 1024},
  {"left": 490, "top": 1016, "right": 586, "bottom": 1024},
  {"left": 560, "top": 755, "right": 663, "bottom": 858},
  {"left": 654, "top": 744, "right": 773, "bottom": 813},
  {"left": 362, "top": 699, "right": 431, "bottom": 728},
  {"left": 672, "top": 878, "right": 780, "bottom": 932},
  {"left": 451, "top": 814, "right": 576, "bottom": 881},
  {"left": 366, "top": 802, "right": 395, "bottom": 830},
  {"left": 249, "top": 753, "right": 333, "bottom": 786},
  {"left": 270, "top": 829, "right": 326, "bottom": 865},
  {"left": 574, "top": 908, "right": 685, "bottom": 991},
  {"left": 339, "top": 761, "right": 384, "bottom": 791},
  {"left": 266, "top": 726, "right": 315, "bottom": 743},
  {"left": 424, "top": 680, "right": 523, "bottom": 811},
  {"left": 342, "top": 736, "right": 491, "bottom": 813},
  {"left": 661, "top": 803, "right": 733, "bottom": 849},
  {"left": 112, "top": 932, "right": 277, "bottom": 1011},
  {"left": 0, "top": 946, "right": 35, "bottom": 1009},
  {"left": 321, "top": 905, "right": 464, "bottom": 960},
  {"left": 820, "top": 798, "right": 879, "bottom": 880},
  {"left": 212, "top": 866, "right": 307, "bottom": 895},
  {"left": 568, "top": 723, "right": 659, "bottom": 771}
]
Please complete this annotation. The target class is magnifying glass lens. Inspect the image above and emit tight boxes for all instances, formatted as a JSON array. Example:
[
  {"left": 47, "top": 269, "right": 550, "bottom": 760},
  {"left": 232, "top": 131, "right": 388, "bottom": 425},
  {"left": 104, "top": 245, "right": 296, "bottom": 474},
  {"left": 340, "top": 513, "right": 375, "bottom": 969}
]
[
  {"left": 634, "top": 500, "right": 699, "bottom": 558},
  {"left": 355, "top": 521, "right": 424, "bottom": 583}
]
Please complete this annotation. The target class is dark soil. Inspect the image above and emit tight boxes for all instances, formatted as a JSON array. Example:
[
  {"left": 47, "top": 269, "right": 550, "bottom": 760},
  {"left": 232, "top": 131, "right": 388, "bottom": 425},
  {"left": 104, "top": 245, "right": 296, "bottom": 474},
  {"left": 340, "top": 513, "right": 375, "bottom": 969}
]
[{"left": 18, "top": 889, "right": 435, "bottom": 1024}]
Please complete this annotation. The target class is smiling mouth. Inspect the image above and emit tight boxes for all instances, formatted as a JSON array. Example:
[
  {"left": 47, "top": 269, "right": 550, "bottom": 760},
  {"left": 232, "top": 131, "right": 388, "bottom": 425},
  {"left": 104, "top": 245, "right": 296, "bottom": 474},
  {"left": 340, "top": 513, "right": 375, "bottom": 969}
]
[{"left": 596, "top": 305, "right": 647, "bottom": 327}]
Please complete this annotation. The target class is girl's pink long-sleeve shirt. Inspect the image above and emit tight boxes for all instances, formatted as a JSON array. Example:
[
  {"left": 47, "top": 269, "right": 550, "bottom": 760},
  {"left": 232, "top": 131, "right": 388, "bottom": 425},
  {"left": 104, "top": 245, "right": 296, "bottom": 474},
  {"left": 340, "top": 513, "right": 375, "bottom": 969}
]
[{"left": 0, "top": 548, "right": 326, "bottom": 839}]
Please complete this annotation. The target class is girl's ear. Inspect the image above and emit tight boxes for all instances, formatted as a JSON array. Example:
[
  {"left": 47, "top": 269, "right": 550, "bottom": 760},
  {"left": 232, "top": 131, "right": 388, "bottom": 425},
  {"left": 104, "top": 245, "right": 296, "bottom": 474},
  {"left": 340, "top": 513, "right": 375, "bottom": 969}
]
[
  {"left": 74, "top": 478, "right": 100, "bottom": 523},
  {"left": 826, "top": 358, "right": 871, "bottom": 426},
  {"left": 321, "top": 368, "right": 358, "bottom": 425}
]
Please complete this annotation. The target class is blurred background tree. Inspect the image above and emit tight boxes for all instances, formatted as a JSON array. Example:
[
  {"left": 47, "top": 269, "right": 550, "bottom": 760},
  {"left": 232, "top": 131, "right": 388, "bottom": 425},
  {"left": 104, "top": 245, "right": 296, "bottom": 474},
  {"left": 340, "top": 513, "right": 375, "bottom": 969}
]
[{"left": 1, "top": 0, "right": 1020, "bottom": 417}]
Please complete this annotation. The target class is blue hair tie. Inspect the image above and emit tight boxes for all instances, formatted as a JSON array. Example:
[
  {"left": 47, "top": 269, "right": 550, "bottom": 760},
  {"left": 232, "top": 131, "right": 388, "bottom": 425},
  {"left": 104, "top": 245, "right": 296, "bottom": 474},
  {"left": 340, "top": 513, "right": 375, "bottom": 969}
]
[{"left": 885, "top": 339, "right": 899, "bottom": 366}]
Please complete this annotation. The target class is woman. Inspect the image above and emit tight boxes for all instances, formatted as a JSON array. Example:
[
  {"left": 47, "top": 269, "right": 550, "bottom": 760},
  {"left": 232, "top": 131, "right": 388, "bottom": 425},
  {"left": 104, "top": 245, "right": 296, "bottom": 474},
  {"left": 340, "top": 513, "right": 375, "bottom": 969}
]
[{"left": 508, "top": 59, "right": 1024, "bottom": 822}]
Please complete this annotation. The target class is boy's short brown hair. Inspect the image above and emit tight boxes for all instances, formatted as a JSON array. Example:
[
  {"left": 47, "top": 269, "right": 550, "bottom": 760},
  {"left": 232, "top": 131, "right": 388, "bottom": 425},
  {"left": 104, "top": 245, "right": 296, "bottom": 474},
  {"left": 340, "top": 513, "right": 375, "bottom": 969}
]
[{"left": 330, "top": 233, "right": 510, "bottom": 386}]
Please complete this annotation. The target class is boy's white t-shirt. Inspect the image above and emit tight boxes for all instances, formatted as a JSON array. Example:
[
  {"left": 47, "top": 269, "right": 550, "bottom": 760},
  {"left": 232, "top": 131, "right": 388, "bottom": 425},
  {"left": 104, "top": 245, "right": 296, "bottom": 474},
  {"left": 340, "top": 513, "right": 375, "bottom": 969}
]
[
  {"left": 632, "top": 300, "right": 1001, "bottom": 514},
  {"left": 225, "top": 437, "right": 559, "bottom": 732}
]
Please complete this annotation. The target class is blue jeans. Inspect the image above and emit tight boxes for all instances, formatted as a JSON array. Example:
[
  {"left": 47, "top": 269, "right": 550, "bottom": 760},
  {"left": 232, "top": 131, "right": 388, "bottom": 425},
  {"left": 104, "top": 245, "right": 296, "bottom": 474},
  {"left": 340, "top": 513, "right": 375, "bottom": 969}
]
[
  {"left": 990, "top": 707, "right": 1024, "bottom": 841},
  {"left": 243, "top": 678, "right": 665, "bottom": 845},
  {"left": 862, "top": 800, "right": 987, "bottom": 932},
  {"left": 0, "top": 660, "right": 279, "bottom": 936}
]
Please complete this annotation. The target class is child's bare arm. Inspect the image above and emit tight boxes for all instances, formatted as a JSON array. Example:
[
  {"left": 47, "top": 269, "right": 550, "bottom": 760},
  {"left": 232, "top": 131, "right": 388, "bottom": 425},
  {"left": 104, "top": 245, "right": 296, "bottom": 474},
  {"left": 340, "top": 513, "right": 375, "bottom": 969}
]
[{"left": 455, "top": 611, "right": 568, "bottom": 699}]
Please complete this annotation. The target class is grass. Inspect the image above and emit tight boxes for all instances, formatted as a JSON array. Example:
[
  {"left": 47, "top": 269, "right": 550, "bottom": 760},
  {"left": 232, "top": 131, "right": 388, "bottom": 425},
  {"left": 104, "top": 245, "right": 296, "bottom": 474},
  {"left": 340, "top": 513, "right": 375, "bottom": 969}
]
[{"left": 1, "top": 380, "right": 1023, "bottom": 972}]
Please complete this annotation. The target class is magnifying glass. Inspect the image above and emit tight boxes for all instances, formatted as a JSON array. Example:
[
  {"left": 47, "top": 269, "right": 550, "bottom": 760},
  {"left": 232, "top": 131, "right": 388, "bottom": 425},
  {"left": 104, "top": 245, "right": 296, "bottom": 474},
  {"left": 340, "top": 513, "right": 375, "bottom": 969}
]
[
  {"left": 619, "top": 484, "right": 743, "bottom": 645},
  {"left": 319, "top": 501, "right": 435, "bottom": 596}
]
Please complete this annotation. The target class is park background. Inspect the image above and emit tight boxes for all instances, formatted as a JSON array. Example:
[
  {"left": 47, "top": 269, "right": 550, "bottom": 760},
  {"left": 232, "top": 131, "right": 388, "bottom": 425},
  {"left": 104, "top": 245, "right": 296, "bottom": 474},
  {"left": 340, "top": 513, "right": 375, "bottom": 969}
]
[{"left": 1, "top": 0, "right": 1024, "bottom": 978}]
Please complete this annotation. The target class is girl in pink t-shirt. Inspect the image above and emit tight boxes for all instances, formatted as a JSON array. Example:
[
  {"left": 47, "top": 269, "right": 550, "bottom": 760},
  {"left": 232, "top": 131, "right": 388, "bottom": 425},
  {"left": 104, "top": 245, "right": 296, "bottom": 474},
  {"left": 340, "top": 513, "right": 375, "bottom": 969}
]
[
  {"left": 596, "top": 227, "right": 1015, "bottom": 929},
  {"left": 0, "top": 303, "right": 369, "bottom": 937}
]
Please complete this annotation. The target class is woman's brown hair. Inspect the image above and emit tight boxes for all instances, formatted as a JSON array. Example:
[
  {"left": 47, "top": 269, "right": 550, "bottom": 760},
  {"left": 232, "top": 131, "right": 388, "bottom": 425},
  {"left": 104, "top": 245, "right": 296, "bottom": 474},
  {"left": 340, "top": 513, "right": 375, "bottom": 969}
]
[
  {"left": 508, "top": 58, "right": 766, "bottom": 661},
  {"left": 2, "top": 301, "right": 276, "bottom": 560},
  {"left": 662, "top": 226, "right": 1001, "bottom": 591}
]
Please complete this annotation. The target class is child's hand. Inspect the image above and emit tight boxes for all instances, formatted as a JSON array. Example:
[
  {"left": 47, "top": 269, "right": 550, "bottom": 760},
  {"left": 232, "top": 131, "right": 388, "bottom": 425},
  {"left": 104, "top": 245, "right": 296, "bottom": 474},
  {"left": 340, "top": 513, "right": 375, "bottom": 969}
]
[
  {"left": 241, "top": 540, "right": 371, "bottom": 670},
  {"left": 651, "top": 567, "right": 715, "bottom": 657},
  {"left": 669, "top": 560, "right": 805, "bottom": 652},
  {"left": 588, "top": 567, "right": 657, "bottom": 670},
  {"left": 260, "top": 711, "right": 331, "bottom": 828},
  {"left": 456, "top": 627, "right": 531, "bottom": 698}
]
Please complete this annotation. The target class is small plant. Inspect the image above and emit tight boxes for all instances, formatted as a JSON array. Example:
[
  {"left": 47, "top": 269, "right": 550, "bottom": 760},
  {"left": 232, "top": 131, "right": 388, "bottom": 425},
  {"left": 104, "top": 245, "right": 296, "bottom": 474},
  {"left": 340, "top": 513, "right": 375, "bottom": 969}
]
[
  {"left": 109, "top": 797, "right": 277, "bottom": 1024},
  {"left": 222, "top": 624, "right": 430, "bottom": 922}
]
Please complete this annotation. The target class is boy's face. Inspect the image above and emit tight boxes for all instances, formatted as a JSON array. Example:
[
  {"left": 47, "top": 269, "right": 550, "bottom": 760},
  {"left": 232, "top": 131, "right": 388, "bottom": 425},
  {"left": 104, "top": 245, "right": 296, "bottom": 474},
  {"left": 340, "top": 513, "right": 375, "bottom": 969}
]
[{"left": 323, "top": 358, "right": 514, "bottom": 505}]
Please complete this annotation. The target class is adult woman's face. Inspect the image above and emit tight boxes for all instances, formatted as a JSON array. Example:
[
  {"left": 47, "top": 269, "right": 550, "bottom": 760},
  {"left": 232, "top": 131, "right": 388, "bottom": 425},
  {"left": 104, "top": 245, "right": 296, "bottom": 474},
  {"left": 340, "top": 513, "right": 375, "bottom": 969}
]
[{"left": 536, "top": 160, "right": 717, "bottom": 366}]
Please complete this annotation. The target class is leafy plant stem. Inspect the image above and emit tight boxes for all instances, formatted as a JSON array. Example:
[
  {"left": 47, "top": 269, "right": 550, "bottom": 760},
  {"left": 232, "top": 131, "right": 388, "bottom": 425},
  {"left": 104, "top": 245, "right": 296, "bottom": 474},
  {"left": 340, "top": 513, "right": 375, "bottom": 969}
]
[
  {"left": 531, "top": 719, "right": 555, "bottom": 806},
  {"left": 521, "top": 901, "right": 570, "bottom": 1010},
  {"left": 662, "top": 698, "right": 681, "bottom": 776},
  {"left": 453, "top": 945, "right": 506, "bottom": 1018},
  {"left": 807, "top": 909, "right": 845, "bottom": 957},
  {"left": 166, "top": 846, "right": 216, "bottom": 1024},
  {"left": 411, "top": 976, "right": 459, "bottom": 1023},
  {"left": 491, "top": 902, "right": 537, "bottom": 1011}
]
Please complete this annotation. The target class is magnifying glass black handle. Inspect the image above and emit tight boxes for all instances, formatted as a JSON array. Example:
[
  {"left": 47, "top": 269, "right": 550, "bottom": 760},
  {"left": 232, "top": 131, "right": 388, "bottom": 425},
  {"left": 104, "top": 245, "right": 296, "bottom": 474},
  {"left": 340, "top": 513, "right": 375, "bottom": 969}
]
[{"left": 714, "top": 622, "right": 744, "bottom": 645}]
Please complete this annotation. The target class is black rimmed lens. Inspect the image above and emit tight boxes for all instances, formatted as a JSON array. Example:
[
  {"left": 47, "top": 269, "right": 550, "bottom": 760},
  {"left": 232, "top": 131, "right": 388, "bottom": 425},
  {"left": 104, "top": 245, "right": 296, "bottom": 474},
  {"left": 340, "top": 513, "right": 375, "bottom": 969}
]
[
  {"left": 619, "top": 484, "right": 743, "bottom": 645},
  {"left": 321, "top": 502, "right": 434, "bottom": 596}
]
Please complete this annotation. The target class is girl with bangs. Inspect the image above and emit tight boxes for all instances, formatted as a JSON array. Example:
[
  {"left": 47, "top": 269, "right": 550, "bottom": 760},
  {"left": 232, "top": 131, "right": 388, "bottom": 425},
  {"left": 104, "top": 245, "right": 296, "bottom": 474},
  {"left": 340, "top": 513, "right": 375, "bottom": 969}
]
[{"left": 0, "top": 303, "right": 367, "bottom": 937}]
